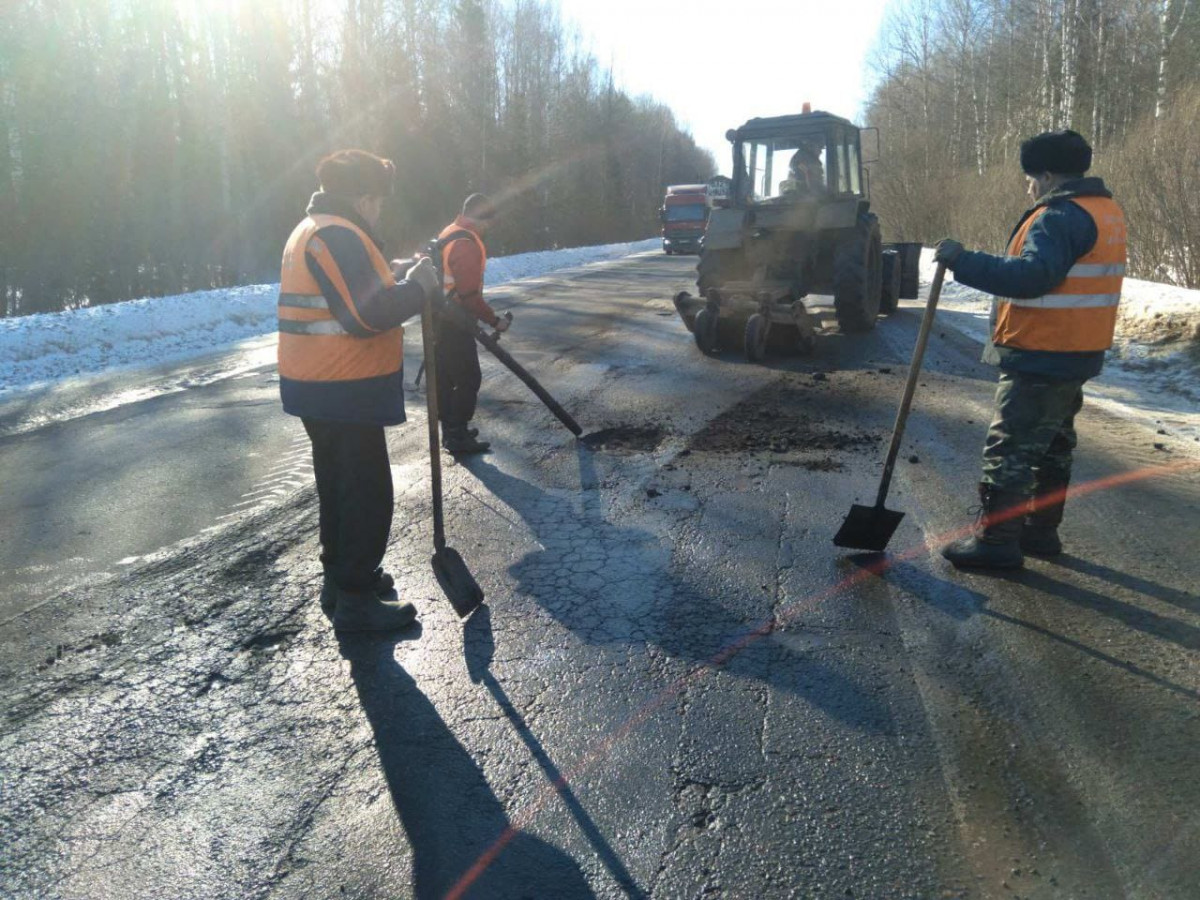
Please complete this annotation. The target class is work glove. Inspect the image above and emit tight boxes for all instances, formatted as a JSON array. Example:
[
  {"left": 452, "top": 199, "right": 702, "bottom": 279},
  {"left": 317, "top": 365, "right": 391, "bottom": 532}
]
[
  {"left": 934, "top": 239, "right": 965, "bottom": 266},
  {"left": 405, "top": 257, "right": 441, "bottom": 299}
]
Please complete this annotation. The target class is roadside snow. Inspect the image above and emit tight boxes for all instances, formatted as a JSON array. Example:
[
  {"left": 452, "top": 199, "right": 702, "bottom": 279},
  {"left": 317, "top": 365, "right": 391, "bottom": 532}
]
[
  {"left": 1, "top": 238, "right": 1194, "bottom": 451},
  {"left": 0, "top": 239, "right": 657, "bottom": 401},
  {"left": 920, "top": 249, "right": 1200, "bottom": 446}
]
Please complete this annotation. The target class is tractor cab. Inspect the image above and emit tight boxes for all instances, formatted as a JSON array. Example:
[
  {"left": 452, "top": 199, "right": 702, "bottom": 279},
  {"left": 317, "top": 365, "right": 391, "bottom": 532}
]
[{"left": 729, "top": 110, "right": 867, "bottom": 204}]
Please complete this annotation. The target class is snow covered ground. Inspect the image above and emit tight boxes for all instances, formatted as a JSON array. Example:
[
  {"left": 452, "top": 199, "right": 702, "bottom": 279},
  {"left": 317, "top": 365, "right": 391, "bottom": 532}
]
[{"left": 1, "top": 238, "right": 1196, "bottom": 449}]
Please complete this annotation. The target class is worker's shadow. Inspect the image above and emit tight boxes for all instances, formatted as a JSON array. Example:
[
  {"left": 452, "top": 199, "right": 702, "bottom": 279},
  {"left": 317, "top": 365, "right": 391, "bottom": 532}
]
[
  {"left": 461, "top": 451, "right": 894, "bottom": 735},
  {"left": 337, "top": 632, "right": 596, "bottom": 900},
  {"left": 877, "top": 559, "right": 1200, "bottom": 702}
]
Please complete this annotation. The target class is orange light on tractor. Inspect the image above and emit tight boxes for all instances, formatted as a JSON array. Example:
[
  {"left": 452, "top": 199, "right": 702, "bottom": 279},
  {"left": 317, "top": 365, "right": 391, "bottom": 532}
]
[{"left": 802, "top": 102, "right": 812, "bottom": 114}]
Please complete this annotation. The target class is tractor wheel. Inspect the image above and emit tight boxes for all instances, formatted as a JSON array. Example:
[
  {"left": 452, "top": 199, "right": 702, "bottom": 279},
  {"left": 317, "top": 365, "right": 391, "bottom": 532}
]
[
  {"left": 880, "top": 250, "right": 902, "bottom": 315},
  {"left": 697, "top": 249, "right": 748, "bottom": 296},
  {"left": 744, "top": 314, "right": 769, "bottom": 362},
  {"left": 833, "top": 212, "right": 884, "bottom": 333},
  {"left": 694, "top": 308, "right": 718, "bottom": 355}
]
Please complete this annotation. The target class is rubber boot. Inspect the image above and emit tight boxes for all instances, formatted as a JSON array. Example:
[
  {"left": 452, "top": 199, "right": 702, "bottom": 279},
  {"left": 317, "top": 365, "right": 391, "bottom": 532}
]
[
  {"left": 443, "top": 424, "right": 490, "bottom": 455},
  {"left": 331, "top": 586, "right": 418, "bottom": 633},
  {"left": 941, "top": 483, "right": 1026, "bottom": 569},
  {"left": 1021, "top": 479, "right": 1067, "bottom": 556},
  {"left": 321, "top": 569, "right": 395, "bottom": 618}
]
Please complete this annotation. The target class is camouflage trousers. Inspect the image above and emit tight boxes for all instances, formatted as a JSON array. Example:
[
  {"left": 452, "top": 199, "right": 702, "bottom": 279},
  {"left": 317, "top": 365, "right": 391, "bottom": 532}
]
[{"left": 980, "top": 371, "right": 1086, "bottom": 495}]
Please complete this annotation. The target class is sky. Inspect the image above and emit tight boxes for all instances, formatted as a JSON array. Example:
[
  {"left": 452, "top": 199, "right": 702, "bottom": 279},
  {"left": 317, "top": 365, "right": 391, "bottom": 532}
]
[{"left": 555, "top": 0, "right": 892, "bottom": 174}]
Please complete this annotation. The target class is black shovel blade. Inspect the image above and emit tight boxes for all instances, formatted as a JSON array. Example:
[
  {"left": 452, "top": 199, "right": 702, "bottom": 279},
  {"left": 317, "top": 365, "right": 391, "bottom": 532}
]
[
  {"left": 432, "top": 546, "right": 485, "bottom": 618},
  {"left": 833, "top": 504, "right": 905, "bottom": 552}
]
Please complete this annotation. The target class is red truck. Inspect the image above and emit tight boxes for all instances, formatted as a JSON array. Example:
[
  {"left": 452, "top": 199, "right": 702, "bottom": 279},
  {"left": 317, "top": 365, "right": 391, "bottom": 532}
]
[{"left": 659, "top": 184, "right": 709, "bottom": 255}]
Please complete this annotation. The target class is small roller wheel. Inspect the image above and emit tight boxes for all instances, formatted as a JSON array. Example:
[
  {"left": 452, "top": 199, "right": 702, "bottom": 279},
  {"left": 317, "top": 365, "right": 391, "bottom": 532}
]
[
  {"left": 694, "top": 307, "right": 718, "bottom": 355},
  {"left": 744, "top": 313, "right": 769, "bottom": 362}
]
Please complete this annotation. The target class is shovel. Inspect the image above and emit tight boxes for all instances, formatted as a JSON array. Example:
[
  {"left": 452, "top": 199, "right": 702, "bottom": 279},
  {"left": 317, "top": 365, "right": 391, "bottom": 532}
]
[
  {"left": 833, "top": 261, "right": 948, "bottom": 552},
  {"left": 420, "top": 293, "right": 485, "bottom": 618}
]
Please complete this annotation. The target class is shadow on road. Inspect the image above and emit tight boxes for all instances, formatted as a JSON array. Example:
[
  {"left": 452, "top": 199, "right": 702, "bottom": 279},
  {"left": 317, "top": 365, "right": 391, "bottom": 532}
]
[
  {"left": 461, "top": 451, "right": 895, "bottom": 735},
  {"left": 1046, "top": 553, "right": 1199, "bottom": 614},
  {"left": 338, "top": 630, "right": 595, "bottom": 900},
  {"left": 880, "top": 560, "right": 1200, "bottom": 703},
  {"left": 464, "top": 606, "right": 646, "bottom": 898}
]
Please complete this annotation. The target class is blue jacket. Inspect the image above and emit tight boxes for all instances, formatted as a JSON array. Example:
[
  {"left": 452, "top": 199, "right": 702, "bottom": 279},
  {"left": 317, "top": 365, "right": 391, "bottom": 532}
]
[{"left": 950, "top": 178, "right": 1114, "bottom": 380}]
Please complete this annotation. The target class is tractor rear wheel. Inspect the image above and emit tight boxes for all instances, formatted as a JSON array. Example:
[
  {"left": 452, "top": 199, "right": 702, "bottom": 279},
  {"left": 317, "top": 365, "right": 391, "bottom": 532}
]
[{"left": 833, "top": 213, "right": 883, "bottom": 333}]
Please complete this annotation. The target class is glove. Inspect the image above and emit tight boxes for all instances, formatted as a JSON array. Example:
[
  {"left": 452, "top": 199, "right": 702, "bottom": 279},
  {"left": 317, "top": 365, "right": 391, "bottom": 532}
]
[
  {"left": 934, "top": 239, "right": 965, "bottom": 266},
  {"left": 405, "top": 257, "right": 440, "bottom": 298},
  {"left": 493, "top": 316, "right": 511, "bottom": 334}
]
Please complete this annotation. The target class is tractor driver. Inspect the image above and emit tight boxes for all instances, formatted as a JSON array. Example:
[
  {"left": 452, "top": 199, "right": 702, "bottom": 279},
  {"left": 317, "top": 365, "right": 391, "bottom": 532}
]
[{"left": 784, "top": 141, "right": 825, "bottom": 194}]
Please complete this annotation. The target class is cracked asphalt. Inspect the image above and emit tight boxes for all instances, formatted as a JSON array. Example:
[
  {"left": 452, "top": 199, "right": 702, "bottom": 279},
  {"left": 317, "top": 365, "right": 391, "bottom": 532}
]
[{"left": 2, "top": 253, "right": 1198, "bottom": 899}]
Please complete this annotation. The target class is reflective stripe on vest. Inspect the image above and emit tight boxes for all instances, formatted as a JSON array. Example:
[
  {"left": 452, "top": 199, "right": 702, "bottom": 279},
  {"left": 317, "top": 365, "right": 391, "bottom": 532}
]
[
  {"left": 994, "top": 195, "right": 1126, "bottom": 353},
  {"left": 277, "top": 214, "right": 402, "bottom": 383},
  {"left": 437, "top": 222, "right": 487, "bottom": 299}
]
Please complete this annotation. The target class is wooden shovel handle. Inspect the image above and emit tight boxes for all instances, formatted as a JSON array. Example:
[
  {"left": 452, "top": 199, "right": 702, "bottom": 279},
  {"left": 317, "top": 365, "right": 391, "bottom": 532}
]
[{"left": 875, "top": 261, "right": 947, "bottom": 509}]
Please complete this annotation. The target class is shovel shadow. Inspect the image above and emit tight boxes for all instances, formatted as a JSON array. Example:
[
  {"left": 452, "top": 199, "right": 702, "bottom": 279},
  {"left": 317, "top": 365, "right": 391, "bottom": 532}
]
[{"left": 338, "top": 633, "right": 596, "bottom": 900}]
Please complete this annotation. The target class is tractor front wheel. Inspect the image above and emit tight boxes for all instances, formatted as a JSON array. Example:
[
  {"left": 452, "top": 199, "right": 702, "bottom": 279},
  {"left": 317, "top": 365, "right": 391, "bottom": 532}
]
[
  {"left": 744, "top": 314, "right": 769, "bottom": 362},
  {"left": 694, "top": 308, "right": 719, "bottom": 355}
]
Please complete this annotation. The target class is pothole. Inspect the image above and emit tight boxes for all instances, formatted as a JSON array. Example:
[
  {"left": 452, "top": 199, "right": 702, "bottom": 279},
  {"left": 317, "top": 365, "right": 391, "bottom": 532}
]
[
  {"left": 581, "top": 424, "right": 668, "bottom": 453},
  {"left": 687, "top": 382, "right": 878, "bottom": 455}
]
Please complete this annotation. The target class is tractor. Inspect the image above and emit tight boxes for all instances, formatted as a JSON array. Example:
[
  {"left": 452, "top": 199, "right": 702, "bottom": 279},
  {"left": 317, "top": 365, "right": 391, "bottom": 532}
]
[{"left": 673, "top": 107, "right": 920, "bottom": 361}]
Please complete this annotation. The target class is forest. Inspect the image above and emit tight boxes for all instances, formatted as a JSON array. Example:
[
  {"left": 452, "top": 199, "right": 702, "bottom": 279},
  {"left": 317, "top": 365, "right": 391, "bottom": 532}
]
[
  {"left": 866, "top": 0, "right": 1200, "bottom": 288},
  {"left": 0, "top": 0, "right": 714, "bottom": 316}
]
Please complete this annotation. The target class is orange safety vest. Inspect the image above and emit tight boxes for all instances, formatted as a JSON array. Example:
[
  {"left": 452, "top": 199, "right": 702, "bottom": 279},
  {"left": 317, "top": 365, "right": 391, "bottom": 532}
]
[
  {"left": 437, "top": 221, "right": 487, "bottom": 301},
  {"left": 994, "top": 196, "right": 1126, "bottom": 353},
  {"left": 277, "top": 214, "right": 405, "bottom": 423}
]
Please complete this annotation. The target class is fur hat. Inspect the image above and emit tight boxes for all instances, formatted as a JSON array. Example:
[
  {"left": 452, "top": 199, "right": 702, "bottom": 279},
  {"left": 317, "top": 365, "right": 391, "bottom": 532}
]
[
  {"left": 316, "top": 150, "right": 395, "bottom": 198},
  {"left": 1019, "top": 130, "right": 1092, "bottom": 176}
]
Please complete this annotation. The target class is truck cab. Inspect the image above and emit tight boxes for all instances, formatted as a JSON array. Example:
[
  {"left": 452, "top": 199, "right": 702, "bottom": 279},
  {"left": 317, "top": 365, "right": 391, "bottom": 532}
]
[{"left": 660, "top": 184, "right": 709, "bottom": 255}]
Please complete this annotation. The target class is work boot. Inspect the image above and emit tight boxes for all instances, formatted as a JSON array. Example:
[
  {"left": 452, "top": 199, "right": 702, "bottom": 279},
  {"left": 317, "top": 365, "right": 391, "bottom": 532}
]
[
  {"left": 1021, "top": 479, "right": 1067, "bottom": 556},
  {"left": 941, "top": 483, "right": 1026, "bottom": 569},
  {"left": 443, "top": 425, "right": 490, "bottom": 455},
  {"left": 320, "top": 569, "right": 395, "bottom": 618},
  {"left": 331, "top": 586, "right": 418, "bottom": 633}
]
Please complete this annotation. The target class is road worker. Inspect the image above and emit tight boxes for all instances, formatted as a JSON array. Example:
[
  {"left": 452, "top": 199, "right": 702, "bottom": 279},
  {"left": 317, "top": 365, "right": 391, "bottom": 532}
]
[
  {"left": 935, "top": 129, "right": 1127, "bottom": 569},
  {"left": 434, "top": 193, "right": 510, "bottom": 455},
  {"left": 278, "top": 149, "right": 441, "bottom": 630}
]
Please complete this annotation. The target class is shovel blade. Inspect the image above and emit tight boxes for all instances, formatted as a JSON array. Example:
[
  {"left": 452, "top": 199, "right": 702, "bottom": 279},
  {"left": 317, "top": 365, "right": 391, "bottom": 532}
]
[
  {"left": 833, "top": 504, "right": 905, "bottom": 552},
  {"left": 432, "top": 546, "right": 485, "bottom": 618}
]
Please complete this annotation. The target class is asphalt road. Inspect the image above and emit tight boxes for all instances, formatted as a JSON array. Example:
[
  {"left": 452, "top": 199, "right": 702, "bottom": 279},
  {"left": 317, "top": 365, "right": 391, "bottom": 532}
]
[{"left": 2, "top": 252, "right": 1197, "bottom": 899}]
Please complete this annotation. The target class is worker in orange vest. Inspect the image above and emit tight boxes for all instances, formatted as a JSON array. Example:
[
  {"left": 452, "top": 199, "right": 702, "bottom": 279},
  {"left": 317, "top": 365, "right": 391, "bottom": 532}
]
[
  {"left": 435, "top": 193, "right": 510, "bottom": 455},
  {"left": 934, "top": 130, "right": 1127, "bottom": 569},
  {"left": 278, "top": 149, "right": 440, "bottom": 631}
]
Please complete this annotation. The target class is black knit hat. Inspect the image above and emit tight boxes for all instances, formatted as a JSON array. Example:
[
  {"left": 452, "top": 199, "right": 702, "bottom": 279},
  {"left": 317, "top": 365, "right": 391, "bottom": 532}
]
[
  {"left": 316, "top": 149, "right": 395, "bottom": 198},
  {"left": 1019, "top": 130, "right": 1092, "bottom": 176}
]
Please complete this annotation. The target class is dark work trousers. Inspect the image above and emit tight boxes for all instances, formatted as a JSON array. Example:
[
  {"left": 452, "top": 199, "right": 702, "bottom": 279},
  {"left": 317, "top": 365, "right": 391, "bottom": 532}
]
[
  {"left": 302, "top": 418, "right": 393, "bottom": 592},
  {"left": 436, "top": 320, "right": 482, "bottom": 430},
  {"left": 981, "top": 371, "right": 1086, "bottom": 496}
]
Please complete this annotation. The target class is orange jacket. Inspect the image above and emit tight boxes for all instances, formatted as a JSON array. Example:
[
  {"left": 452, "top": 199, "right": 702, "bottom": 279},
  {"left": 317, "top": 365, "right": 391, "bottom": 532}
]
[
  {"left": 439, "top": 217, "right": 500, "bottom": 327},
  {"left": 994, "top": 195, "right": 1126, "bottom": 353},
  {"left": 278, "top": 201, "right": 424, "bottom": 424}
]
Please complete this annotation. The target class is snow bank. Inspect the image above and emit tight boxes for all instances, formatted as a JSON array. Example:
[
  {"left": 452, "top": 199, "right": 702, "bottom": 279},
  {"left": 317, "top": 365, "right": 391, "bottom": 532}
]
[{"left": 0, "top": 239, "right": 657, "bottom": 398}]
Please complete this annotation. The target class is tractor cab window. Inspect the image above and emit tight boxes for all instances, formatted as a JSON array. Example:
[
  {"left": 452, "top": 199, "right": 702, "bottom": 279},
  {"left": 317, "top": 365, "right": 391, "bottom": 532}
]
[{"left": 740, "top": 137, "right": 828, "bottom": 202}]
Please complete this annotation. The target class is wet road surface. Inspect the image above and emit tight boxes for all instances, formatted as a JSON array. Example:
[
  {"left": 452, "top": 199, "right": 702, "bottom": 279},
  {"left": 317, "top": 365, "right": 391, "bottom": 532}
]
[{"left": 2, "top": 252, "right": 1198, "bottom": 899}]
